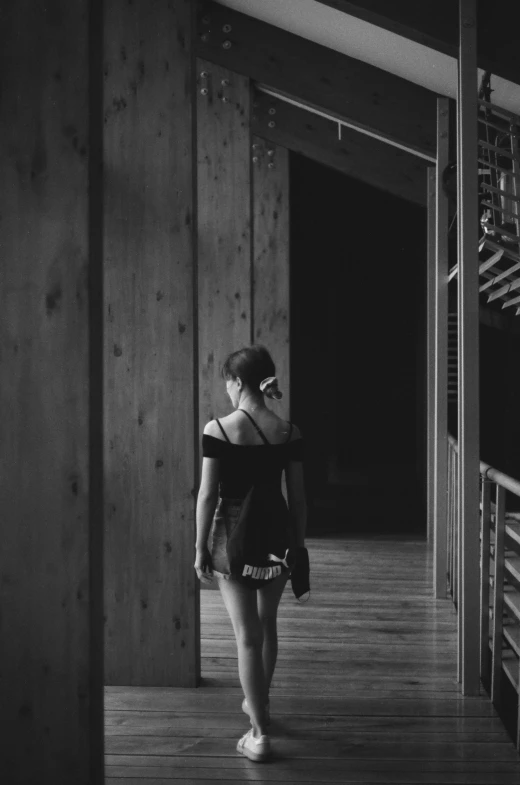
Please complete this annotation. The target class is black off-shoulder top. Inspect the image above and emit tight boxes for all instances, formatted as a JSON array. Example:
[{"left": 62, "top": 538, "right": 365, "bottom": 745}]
[{"left": 202, "top": 433, "right": 304, "bottom": 500}]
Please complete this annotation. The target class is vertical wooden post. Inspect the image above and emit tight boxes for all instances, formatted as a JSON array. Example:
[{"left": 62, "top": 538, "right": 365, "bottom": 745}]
[
  {"left": 104, "top": 0, "right": 198, "bottom": 687},
  {"left": 0, "top": 1, "right": 103, "bottom": 782},
  {"left": 433, "top": 97, "right": 450, "bottom": 598},
  {"left": 457, "top": 0, "right": 481, "bottom": 696},
  {"left": 197, "top": 61, "right": 251, "bottom": 424},
  {"left": 252, "top": 138, "right": 290, "bottom": 421},
  {"left": 426, "top": 167, "right": 436, "bottom": 545}
]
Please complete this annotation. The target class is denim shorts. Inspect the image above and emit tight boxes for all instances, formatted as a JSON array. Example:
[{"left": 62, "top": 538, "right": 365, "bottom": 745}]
[{"left": 209, "top": 497, "right": 290, "bottom": 589}]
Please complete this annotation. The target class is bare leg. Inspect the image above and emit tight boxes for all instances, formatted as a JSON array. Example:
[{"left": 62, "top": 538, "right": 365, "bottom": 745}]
[
  {"left": 218, "top": 578, "right": 268, "bottom": 737},
  {"left": 257, "top": 572, "right": 289, "bottom": 702}
]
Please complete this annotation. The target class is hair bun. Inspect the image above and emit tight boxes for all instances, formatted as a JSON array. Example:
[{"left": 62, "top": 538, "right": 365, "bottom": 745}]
[{"left": 259, "top": 376, "right": 283, "bottom": 400}]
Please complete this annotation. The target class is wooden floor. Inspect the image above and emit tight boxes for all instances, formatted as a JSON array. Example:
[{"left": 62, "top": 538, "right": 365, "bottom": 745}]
[{"left": 105, "top": 535, "right": 520, "bottom": 783}]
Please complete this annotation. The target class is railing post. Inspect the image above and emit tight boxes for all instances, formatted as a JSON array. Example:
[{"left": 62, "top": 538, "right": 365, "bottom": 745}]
[
  {"left": 457, "top": 0, "right": 481, "bottom": 696},
  {"left": 480, "top": 478, "right": 491, "bottom": 682},
  {"left": 433, "top": 97, "right": 450, "bottom": 598},
  {"left": 491, "top": 485, "right": 506, "bottom": 706}
]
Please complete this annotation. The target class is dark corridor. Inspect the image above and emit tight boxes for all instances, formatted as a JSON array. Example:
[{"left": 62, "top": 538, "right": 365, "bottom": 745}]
[{"left": 290, "top": 154, "right": 428, "bottom": 536}]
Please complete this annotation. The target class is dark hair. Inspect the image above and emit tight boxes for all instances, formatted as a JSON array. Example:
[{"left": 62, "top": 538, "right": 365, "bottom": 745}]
[{"left": 221, "top": 345, "right": 281, "bottom": 398}]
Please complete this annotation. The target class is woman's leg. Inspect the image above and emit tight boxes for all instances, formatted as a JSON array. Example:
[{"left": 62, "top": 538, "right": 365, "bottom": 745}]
[
  {"left": 257, "top": 572, "right": 289, "bottom": 701},
  {"left": 217, "top": 578, "right": 268, "bottom": 737}
]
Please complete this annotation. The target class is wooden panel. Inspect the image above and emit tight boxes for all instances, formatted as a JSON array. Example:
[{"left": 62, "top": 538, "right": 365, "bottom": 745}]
[
  {"left": 105, "top": 537, "right": 520, "bottom": 781},
  {"left": 197, "top": 60, "right": 251, "bottom": 425},
  {"left": 0, "top": 1, "right": 103, "bottom": 782},
  {"left": 252, "top": 138, "right": 290, "bottom": 421},
  {"left": 104, "top": 0, "right": 197, "bottom": 687},
  {"left": 252, "top": 89, "right": 428, "bottom": 206},
  {"left": 196, "top": 0, "right": 437, "bottom": 159}
]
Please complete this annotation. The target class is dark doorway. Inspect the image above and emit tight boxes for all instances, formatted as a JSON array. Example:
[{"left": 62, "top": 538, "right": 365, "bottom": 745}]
[{"left": 290, "top": 153, "right": 428, "bottom": 536}]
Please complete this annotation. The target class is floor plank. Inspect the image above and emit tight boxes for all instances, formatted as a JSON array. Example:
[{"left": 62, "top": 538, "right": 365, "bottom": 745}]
[{"left": 105, "top": 535, "right": 520, "bottom": 782}]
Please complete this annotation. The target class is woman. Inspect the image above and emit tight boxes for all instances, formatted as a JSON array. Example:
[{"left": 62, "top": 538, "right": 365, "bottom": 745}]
[{"left": 194, "top": 345, "right": 307, "bottom": 762}]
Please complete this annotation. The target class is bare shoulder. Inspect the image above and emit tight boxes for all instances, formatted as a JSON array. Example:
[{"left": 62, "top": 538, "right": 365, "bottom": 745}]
[
  {"left": 203, "top": 419, "right": 223, "bottom": 438},
  {"left": 219, "top": 411, "right": 240, "bottom": 426}
]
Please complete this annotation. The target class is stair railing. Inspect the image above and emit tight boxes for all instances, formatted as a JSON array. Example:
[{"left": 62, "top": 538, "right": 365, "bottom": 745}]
[{"left": 447, "top": 433, "right": 520, "bottom": 749}]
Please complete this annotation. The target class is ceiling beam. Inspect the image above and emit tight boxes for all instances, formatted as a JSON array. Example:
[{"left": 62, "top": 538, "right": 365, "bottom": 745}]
[
  {"left": 314, "top": 0, "right": 520, "bottom": 86},
  {"left": 196, "top": 0, "right": 437, "bottom": 159},
  {"left": 251, "top": 88, "right": 428, "bottom": 205}
]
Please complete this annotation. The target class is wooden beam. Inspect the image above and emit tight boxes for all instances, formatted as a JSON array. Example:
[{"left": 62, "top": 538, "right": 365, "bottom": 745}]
[
  {"left": 433, "top": 98, "right": 450, "bottom": 598},
  {"left": 252, "top": 89, "right": 428, "bottom": 206},
  {"left": 197, "top": 59, "right": 251, "bottom": 424},
  {"left": 252, "top": 138, "right": 290, "bottom": 421},
  {"left": 457, "top": 0, "right": 481, "bottom": 697},
  {"left": 0, "top": 1, "right": 103, "bottom": 782},
  {"left": 104, "top": 0, "right": 198, "bottom": 687},
  {"left": 314, "top": 0, "right": 520, "bottom": 86},
  {"left": 196, "top": 0, "right": 437, "bottom": 159}
]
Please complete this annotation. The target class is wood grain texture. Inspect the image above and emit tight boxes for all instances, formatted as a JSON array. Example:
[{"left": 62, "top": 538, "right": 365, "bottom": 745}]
[
  {"left": 197, "top": 59, "right": 251, "bottom": 426},
  {"left": 252, "top": 89, "right": 428, "bottom": 206},
  {"left": 195, "top": 0, "right": 437, "bottom": 158},
  {"left": 252, "top": 138, "right": 290, "bottom": 420},
  {"left": 0, "top": 1, "right": 103, "bottom": 782},
  {"left": 104, "top": 0, "right": 197, "bottom": 687},
  {"left": 105, "top": 537, "right": 520, "bottom": 781}
]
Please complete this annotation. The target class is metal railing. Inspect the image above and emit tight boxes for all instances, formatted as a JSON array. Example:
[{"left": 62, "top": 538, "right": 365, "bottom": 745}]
[{"left": 447, "top": 434, "right": 520, "bottom": 748}]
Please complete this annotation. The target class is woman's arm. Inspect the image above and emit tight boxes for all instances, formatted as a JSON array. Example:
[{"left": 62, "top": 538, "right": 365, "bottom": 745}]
[
  {"left": 194, "top": 422, "right": 221, "bottom": 583},
  {"left": 195, "top": 455, "right": 220, "bottom": 551}
]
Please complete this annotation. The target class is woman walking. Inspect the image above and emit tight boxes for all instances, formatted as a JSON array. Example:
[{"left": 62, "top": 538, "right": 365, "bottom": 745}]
[{"left": 194, "top": 345, "right": 307, "bottom": 762}]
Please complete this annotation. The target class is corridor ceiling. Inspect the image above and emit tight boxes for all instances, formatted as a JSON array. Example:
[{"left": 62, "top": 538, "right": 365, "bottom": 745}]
[{"left": 216, "top": 0, "right": 520, "bottom": 114}]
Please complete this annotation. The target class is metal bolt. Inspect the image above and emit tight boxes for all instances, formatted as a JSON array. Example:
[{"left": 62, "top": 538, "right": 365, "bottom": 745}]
[
  {"left": 268, "top": 120, "right": 276, "bottom": 128},
  {"left": 268, "top": 163, "right": 275, "bottom": 169},
  {"left": 222, "top": 40, "right": 232, "bottom": 50},
  {"left": 252, "top": 143, "right": 260, "bottom": 150},
  {"left": 200, "top": 88, "right": 209, "bottom": 96},
  {"left": 200, "top": 71, "right": 209, "bottom": 78},
  {"left": 252, "top": 156, "right": 259, "bottom": 163},
  {"left": 268, "top": 107, "right": 276, "bottom": 115},
  {"left": 201, "top": 33, "right": 209, "bottom": 43},
  {"left": 221, "top": 79, "right": 229, "bottom": 86},
  {"left": 221, "top": 96, "right": 229, "bottom": 103},
  {"left": 267, "top": 149, "right": 274, "bottom": 157},
  {"left": 223, "top": 24, "right": 232, "bottom": 33}
]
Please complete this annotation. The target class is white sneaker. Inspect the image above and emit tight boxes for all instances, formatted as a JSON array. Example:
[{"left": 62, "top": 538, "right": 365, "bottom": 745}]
[
  {"left": 242, "top": 697, "right": 271, "bottom": 726},
  {"left": 237, "top": 728, "right": 271, "bottom": 762}
]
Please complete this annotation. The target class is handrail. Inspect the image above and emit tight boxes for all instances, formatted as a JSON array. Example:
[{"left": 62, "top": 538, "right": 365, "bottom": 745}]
[
  {"left": 448, "top": 433, "right": 520, "bottom": 497},
  {"left": 447, "top": 432, "right": 520, "bottom": 750}
]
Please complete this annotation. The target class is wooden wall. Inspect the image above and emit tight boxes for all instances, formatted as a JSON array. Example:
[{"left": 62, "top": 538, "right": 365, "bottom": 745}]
[
  {"left": 0, "top": 1, "right": 103, "bottom": 782},
  {"left": 197, "top": 63, "right": 291, "bottom": 428},
  {"left": 103, "top": 0, "right": 198, "bottom": 687},
  {"left": 252, "top": 138, "right": 291, "bottom": 420},
  {"left": 197, "top": 59, "right": 252, "bottom": 424}
]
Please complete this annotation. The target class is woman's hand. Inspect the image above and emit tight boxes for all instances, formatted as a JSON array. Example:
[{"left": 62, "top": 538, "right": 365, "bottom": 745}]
[{"left": 194, "top": 546, "right": 214, "bottom": 584}]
